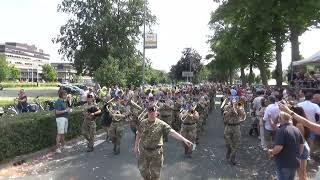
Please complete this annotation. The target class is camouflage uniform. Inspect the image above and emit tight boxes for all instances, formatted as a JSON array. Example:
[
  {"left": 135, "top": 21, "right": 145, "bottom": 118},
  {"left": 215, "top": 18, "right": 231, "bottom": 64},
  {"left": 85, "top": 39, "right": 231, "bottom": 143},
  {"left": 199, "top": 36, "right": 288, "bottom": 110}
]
[
  {"left": 109, "top": 104, "right": 126, "bottom": 154},
  {"left": 223, "top": 103, "right": 246, "bottom": 164},
  {"left": 195, "top": 103, "right": 205, "bottom": 144},
  {"left": 180, "top": 111, "right": 198, "bottom": 157},
  {"left": 138, "top": 118, "right": 172, "bottom": 180},
  {"left": 172, "top": 96, "right": 184, "bottom": 131},
  {"left": 129, "top": 100, "right": 143, "bottom": 137},
  {"left": 82, "top": 103, "right": 99, "bottom": 151},
  {"left": 159, "top": 99, "right": 174, "bottom": 142}
]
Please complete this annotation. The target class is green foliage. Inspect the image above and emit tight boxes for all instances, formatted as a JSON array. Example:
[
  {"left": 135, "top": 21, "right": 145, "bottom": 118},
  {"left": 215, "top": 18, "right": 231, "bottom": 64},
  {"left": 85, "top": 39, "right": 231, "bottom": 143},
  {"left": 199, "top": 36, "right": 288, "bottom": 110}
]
[
  {"left": 7, "top": 65, "right": 20, "bottom": 80},
  {"left": 0, "top": 55, "right": 9, "bottom": 82},
  {"left": 0, "top": 109, "right": 102, "bottom": 161},
  {"left": 208, "top": 0, "right": 276, "bottom": 85},
  {"left": 41, "top": 64, "right": 57, "bottom": 82},
  {"left": 54, "top": 0, "right": 156, "bottom": 76},
  {"left": 94, "top": 56, "right": 127, "bottom": 87},
  {"left": 94, "top": 55, "right": 170, "bottom": 87},
  {"left": 170, "top": 48, "right": 203, "bottom": 83},
  {"left": 198, "top": 66, "right": 211, "bottom": 82}
]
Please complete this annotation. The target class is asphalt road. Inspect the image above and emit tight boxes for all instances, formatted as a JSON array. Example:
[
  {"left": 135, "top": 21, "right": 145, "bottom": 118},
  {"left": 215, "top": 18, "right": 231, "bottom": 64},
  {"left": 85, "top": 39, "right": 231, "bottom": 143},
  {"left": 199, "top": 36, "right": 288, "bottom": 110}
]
[{"left": 1, "top": 105, "right": 318, "bottom": 180}]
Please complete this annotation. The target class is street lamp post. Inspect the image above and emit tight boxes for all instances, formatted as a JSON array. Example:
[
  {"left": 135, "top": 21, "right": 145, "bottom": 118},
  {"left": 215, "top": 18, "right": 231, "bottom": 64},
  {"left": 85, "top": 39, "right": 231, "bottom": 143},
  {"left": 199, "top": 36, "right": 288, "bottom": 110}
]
[{"left": 142, "top": 0, "right": 146, "bottom": 89}]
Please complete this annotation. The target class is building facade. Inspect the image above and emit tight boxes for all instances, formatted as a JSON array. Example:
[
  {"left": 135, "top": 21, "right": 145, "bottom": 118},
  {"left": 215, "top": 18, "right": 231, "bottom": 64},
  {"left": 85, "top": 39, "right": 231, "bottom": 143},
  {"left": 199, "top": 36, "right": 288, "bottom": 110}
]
[
  {"left": 51, "top": 62, "right": 77, "bottom": 83},
  {"left": 0, "top": 42, "right": 50, "bottom": 82}
]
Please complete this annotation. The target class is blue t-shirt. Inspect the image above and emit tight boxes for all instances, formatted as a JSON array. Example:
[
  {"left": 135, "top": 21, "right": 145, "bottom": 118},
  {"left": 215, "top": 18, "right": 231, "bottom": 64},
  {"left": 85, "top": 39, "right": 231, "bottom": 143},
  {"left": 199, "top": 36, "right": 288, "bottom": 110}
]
[
  {"left": 54, "top": 99, "right": 68, "bottom": 118},
  {"left": 274, "top": 123, "right": 304, "bottom": 168}
]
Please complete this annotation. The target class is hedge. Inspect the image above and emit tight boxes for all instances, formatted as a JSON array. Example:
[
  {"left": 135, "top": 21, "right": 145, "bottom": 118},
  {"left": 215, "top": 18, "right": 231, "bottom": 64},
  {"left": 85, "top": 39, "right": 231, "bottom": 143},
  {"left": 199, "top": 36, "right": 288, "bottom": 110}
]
[
  {"left": 0, "top": 97, "right": 57, "bottom": 107},
  {"left": 1, "top": 82, "right": 59, "bottom": 88},
  {"left": 0, "top": 109, "right": 102, "bottom": 161}
]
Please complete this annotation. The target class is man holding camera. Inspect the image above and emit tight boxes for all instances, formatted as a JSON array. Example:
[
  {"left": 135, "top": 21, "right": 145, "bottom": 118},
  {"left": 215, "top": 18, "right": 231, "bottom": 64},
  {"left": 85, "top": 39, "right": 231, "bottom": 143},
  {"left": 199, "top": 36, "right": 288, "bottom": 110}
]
[{"left": 82, "top": 94, "right": 101, "bottom": 152}]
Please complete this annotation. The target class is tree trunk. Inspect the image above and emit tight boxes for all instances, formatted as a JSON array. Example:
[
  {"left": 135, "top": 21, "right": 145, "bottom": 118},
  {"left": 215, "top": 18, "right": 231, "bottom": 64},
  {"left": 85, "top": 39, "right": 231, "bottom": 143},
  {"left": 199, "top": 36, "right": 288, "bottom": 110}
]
[
  {"left": 229, "top": 68, "right": 232, "bottom": 85},
  {"left": 289, "top": 25, "right": 300, "bottom": 62},
  {"left": 240, "top": 66, "right": 246, "bottom": 87},
  {"left": 249, "top": 64, "right": 254, "bottom": 86},
  {"left": 257, "top": 61, "right": 268, "bottom": 86},
  {"left": 275, "top": 33, "right": 283, "bottom": 88}
]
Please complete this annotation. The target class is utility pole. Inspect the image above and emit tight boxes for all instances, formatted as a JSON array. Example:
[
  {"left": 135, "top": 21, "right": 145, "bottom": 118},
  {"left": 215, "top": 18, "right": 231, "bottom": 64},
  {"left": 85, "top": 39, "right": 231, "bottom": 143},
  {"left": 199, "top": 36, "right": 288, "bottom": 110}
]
[
  {"left": 189, "top": 58, "right": 192, "bottom": 82},
  {"left": 142, "top": 0, "right": 146, "bottom": 89}
]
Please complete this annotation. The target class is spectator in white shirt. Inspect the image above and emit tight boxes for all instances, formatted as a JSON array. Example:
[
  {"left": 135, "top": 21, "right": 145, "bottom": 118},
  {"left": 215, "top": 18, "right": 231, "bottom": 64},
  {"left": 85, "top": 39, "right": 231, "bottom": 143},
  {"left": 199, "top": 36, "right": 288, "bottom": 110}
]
[
  {"left": 252, "top": 90, "right": 265, "bottom": 115},
  {"left": 298, "top": 92, "right": 320, "bottom": 154},
  {"left": 298, "top": 89, "right": 306, "bottom": 103},
  {"left": 263, "top": 95, "right": 280, "bottom": 148},
  {"left": 80, "top": 87, "right": 89, "bottom": 105}
]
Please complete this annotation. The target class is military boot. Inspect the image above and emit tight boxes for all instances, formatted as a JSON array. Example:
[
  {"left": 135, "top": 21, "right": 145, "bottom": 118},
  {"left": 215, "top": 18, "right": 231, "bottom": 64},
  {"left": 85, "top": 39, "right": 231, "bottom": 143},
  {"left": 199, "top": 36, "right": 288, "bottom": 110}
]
[
  {"left": 87, "top": 146, "right": 94, "bottom": 153},
  {"left": 115, "top": 145, "right": 120, "bottom": 155},
  {"left": 113, "top": 144, "right": 117, "bottom": 153},
  {"left": 226, "top": 148, "right": 231, "bottom": 161},
  {"left": 184, "top": 145, "right": 188, "bottom": 155},
  {"left": 186, "top": 147, "right": 192, "bottom": 158},
  {"left": 230, "top": 154, "right": 237, "bottom": 165}
]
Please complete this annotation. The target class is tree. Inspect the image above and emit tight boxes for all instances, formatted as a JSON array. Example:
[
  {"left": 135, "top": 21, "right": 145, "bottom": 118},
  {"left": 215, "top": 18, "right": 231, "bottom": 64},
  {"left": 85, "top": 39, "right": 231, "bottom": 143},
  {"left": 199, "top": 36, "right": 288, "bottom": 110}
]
[
  {"left": 7, "top": 65, "right": 20, "bottom": 80},
  {"left": 209, "top": 0, "right": 274, "bottom": 85},
  {"left": 94, "top": 56, "right": 127, "bottom": 87},
  {"left": 198, "top": 66, "right": 211, "bottom": 82},
  {"left": 42, "top": 64, "right": 57, "bottom": 82},
  {"left": 0, "top": 55, "right": 9, "bottom": 82},
  {"left": 170, "top": 48, "right": 203, "bottom": 83},
  {"left": 281, "top": 0, "right": 320, "bottom": 62},
  {"left": 54, "top": 0, "right": 156, "bottom": 76}
]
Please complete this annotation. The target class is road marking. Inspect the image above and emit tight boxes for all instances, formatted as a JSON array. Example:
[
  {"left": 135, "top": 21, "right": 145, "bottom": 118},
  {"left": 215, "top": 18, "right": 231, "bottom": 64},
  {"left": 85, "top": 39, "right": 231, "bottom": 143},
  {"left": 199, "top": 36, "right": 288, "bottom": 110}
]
[{"left": 94, "top": 140, "right": 105, "bottom": 147}]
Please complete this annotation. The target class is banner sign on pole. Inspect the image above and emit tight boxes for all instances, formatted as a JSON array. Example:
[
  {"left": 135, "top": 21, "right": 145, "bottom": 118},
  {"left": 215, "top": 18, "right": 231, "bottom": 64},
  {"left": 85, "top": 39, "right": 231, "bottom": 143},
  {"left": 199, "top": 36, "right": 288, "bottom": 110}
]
[
  {"left": 145, "top": 33, "right": 157, "bottom": 49},
  {"left": 182, "top": 71, "right": 194, "bottom": 77}
]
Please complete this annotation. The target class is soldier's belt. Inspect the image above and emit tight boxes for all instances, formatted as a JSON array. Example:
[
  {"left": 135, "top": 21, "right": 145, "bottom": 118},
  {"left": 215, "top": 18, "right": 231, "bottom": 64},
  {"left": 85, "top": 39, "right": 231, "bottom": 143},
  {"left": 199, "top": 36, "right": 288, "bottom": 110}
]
[
  {"left": 183, "top": 122, "right": 197, "bottom": 125},
  {"left": 226, "top": 123, "right": 240, "bottom": 126},
  {"left": 143, "top": 145, "right": 162, "bottom": 151}
]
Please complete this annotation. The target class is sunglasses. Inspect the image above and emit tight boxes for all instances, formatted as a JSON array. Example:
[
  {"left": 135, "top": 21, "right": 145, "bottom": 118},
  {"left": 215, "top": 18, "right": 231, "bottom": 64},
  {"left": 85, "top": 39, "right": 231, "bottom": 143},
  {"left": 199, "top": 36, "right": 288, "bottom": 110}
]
[{"left": 148, "top": 108, "right": 156, "bottom": 112}]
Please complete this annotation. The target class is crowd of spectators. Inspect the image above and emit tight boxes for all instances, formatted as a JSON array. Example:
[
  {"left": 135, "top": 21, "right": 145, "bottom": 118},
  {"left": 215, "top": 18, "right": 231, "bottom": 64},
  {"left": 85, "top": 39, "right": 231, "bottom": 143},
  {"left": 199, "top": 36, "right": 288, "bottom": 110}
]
[
  {"left": 290, "top": 71, "right": 320, "bottom": 89},
  {"left": 249, "top": 87, "right": 320, "bottom": 180}
]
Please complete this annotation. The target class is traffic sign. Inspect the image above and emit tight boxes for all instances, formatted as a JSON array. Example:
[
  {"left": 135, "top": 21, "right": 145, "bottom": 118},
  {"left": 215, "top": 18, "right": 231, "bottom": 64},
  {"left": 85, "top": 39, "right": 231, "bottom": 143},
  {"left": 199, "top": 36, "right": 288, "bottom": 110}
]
[
  {"left": 182, "top": 71, "right": 194, "bottom": 77},
  {"left": 145, "top": 33, "right": 157, "bottom": 49}
]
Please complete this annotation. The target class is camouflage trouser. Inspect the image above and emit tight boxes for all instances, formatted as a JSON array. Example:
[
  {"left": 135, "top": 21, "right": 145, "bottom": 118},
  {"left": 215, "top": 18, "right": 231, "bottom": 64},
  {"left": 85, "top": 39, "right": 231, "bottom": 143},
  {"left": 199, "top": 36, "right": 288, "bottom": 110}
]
[
  {"left": 172, "top": 110, "right": 181, "bottom": 131},
  {"left": 197, "top": 114, "right": 205, "bottom": 133},
  {"left": 138, "top": 148, "right": 163, "bottom": 180},
  {"left": 203, "top": 108, "right": 209, "bottom": 125},
  {"left": 181, "top": 123, "right": 197, "bottom": 155},
  {"left": 129, "top": 116, "right": 139, "bottom": 135},
  {"left": 81, "top": 120, "right": 96, "bottom": 148},
  {"left": 109, "top": 121, "right": 124, "bottom": 145},
  {"left": 224, "top": 125, "right": 241, "bottom": 162}
]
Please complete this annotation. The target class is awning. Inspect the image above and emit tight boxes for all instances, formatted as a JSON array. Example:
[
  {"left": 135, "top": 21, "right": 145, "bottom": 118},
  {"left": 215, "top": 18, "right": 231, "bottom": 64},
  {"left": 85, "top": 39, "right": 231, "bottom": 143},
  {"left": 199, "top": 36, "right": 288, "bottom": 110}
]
[{"left": 293, "top": 50, "right": 320, "bottom": 66}]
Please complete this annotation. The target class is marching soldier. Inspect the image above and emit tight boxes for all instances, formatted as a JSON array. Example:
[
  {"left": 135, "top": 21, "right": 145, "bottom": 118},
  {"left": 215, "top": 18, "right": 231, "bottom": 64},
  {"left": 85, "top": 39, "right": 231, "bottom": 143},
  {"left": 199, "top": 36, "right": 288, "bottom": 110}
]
[
  {"left": 158, "top": 93, "right": 174, "bottom": 142},
  {"left": 172, "top": 91, "right": 184, "bottom": 131},
  {"left": 109, "top": 97, "right": 127, "bottom": 155},
  {"left": 82, "top": 94, "right": 101, "bottom": 152},
  {"left": 223, "top": 98, "right": 246, "bottom": 165},
  {"left": 180, "top": 103, "right": 199, "bottom": 157},
  {"left": 195, "top": 96, "right": 206, "bottom": 144},
  {"left": 133, "top": 105, "right": 193, "bottom": 180},
  {"left": 128, "top": 99, "right": 143, "bottom": 138}
]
